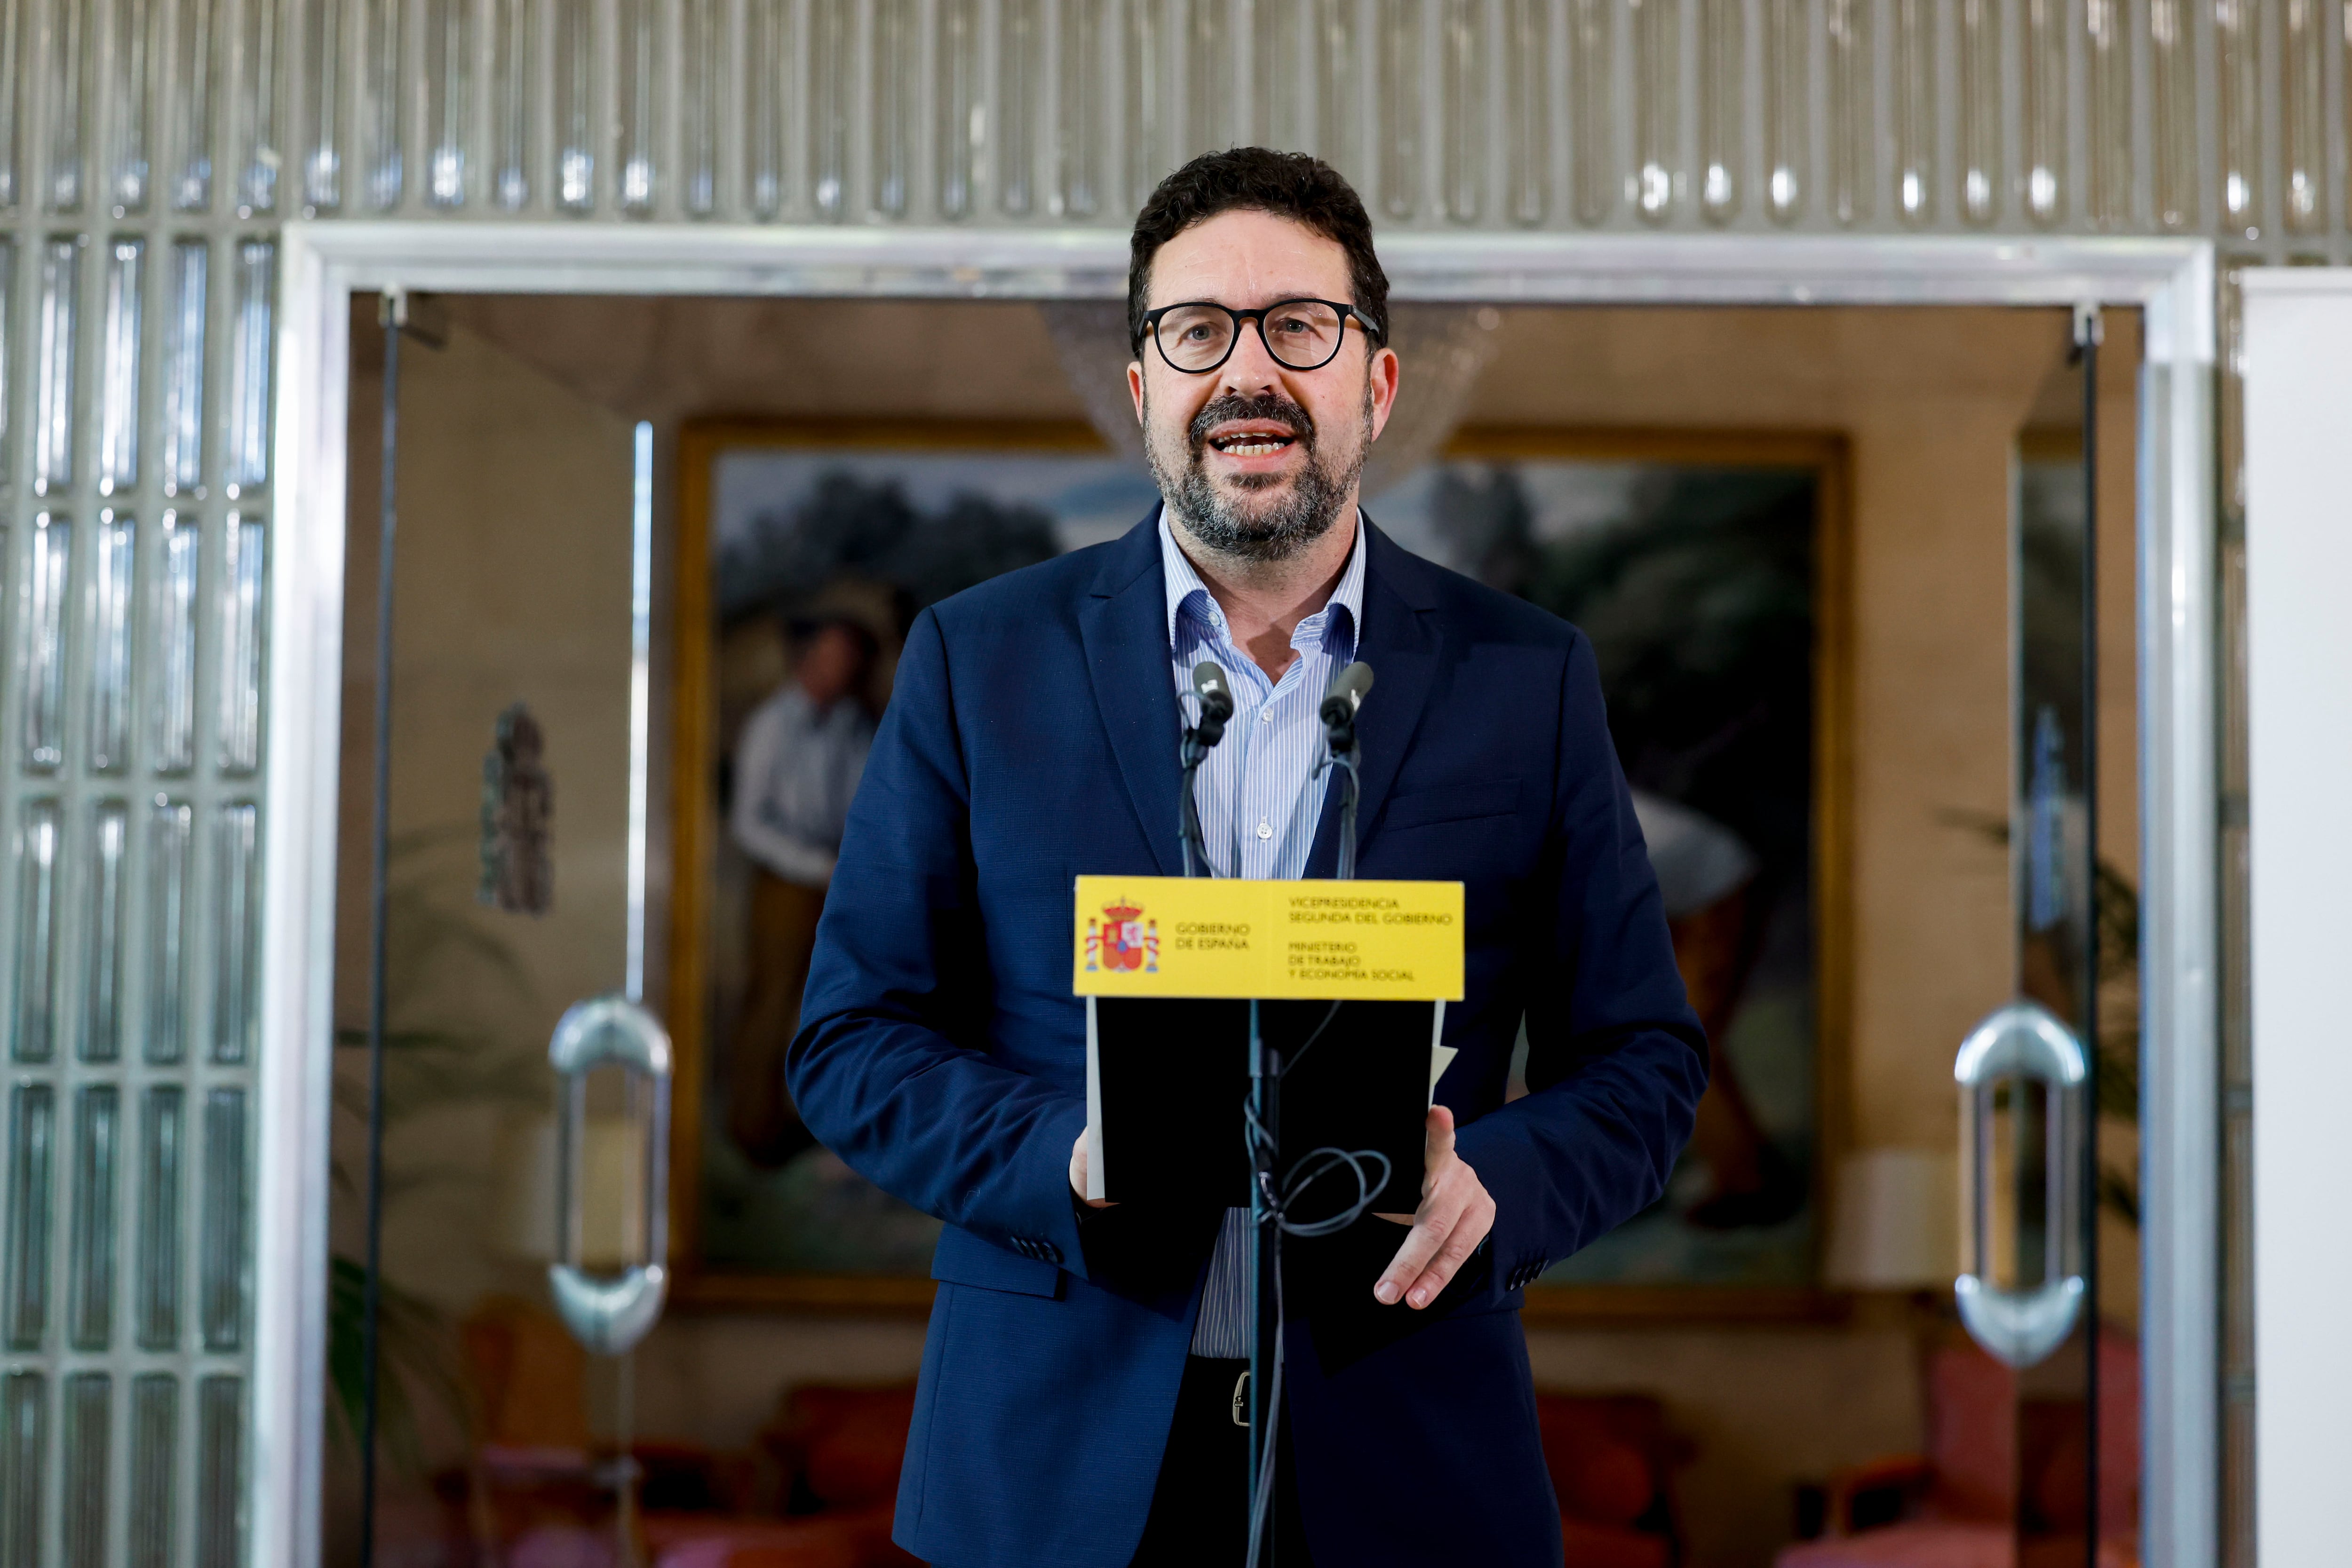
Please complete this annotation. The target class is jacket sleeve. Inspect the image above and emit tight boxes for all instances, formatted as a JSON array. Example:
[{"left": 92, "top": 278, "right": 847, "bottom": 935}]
[
  {"left": 784, "top": 608, "right": 1095, "bottom": 1275},
  {"left": 1451, "top": 629, "right": 1710, "bottom": 1294}
]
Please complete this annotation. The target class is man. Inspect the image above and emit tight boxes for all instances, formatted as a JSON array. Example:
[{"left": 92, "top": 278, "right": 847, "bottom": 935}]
[
  {"left": 726, "top": 595, "right": 881, "bottom": 1167},
  {"left": 787, "top": 149, "right": 1706, "bottom": 1567}
]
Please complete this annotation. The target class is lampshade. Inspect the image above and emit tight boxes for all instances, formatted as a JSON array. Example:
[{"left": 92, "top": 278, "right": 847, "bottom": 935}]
[{"left": 1824, "top": 1147, "right": 1959, "bottom": 1290}]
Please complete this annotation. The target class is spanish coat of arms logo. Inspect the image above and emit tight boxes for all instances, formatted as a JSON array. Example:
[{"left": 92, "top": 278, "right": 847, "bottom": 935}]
[{"left": 1083, "top": 899, "right": 1159, "bottom": 973}]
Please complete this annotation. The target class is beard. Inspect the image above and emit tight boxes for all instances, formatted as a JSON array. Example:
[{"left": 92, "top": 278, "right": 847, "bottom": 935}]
[{"left": 1145, "top": 385, "right": 1370, "bottom": 563}]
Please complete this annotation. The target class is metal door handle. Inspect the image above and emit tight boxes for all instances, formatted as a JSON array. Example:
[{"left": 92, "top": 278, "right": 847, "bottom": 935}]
[
  {"left": 1953, "top": 1000, "right": 2087, "bottom": 1369},
  {"left": 546, "top": 994, "right": 672, "bottom": 1355}
]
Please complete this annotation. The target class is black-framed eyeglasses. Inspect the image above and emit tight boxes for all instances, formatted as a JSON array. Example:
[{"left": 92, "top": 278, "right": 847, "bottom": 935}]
[{"left": 1136, "top": 298, "right": 1383, "bottom": 374}]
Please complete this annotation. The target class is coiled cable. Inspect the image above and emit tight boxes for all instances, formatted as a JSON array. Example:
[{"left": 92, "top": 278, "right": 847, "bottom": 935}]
[{"left": 1241, "top": 1064, "right": 1395, "bottom": 1568}]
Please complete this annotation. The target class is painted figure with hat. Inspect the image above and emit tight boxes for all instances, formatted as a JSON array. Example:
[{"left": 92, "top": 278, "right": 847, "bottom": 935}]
[{"left": 726, "top": 578, "right": 897, "bottom": 1167}]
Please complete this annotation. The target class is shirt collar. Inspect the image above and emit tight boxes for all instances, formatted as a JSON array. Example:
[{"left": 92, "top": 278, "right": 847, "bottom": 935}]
[{"left": 1159, "top": 506, "right": 1367, "bottom": 661}]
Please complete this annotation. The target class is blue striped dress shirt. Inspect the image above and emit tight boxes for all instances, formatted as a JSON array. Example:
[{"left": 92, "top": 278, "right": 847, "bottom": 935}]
[{"left": 1159, "top": 507, "right": 1366, "bottom": 1357}]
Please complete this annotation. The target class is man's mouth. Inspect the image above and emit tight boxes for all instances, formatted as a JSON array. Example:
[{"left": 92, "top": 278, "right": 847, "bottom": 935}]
[{"left": 1205, "top": 424, "right": 1301, "bottom": 458}]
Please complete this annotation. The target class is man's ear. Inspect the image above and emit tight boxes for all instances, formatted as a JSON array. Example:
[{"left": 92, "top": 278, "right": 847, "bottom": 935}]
[
  {"left": 1365, "top": 345, "right": 1401, "bottom": 443},
  {"left": 1127, "top": 361, "right": 1146, "bottom": 425}
]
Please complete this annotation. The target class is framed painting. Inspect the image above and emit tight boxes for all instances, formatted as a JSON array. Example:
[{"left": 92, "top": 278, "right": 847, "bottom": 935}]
[
  {"left": 667, "top": 419, "right": 1161, "bottom": 1307},
  {"left": 665, "top": 420, "right": 1851, "bottom": 1319},
  {"left": 1394, "top": 429, "right": 1853, "bottom": 1323}
]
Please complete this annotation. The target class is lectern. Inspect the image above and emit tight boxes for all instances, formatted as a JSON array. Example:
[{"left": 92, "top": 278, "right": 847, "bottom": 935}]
[{"left": 1074, "top": 874, "right": 1465, "bottom": 1562}]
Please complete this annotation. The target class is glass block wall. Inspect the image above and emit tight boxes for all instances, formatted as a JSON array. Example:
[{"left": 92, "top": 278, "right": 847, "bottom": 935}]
[
  {"left": 118, "top": 0, "right": 2352, "bottom": 253},
  {"left": 0, "top": 0, "right": 2305, "bottom": 1561},
  {"left": 0, "top": 0, "right": 282, "bottom": 1552}
]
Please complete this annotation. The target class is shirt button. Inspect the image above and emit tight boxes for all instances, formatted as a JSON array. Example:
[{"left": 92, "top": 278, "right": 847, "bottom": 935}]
[
  {"left": 1256, "top": 821, "right": 1272, "bottom": 840},
  {"left": 1260, "top": 709, "right": 1273, "bottom": 723}
]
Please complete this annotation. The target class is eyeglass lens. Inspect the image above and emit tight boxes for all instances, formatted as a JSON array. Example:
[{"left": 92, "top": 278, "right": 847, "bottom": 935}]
[{"left": 1155, "top": 301, "right": 1349, "bottom": 372}]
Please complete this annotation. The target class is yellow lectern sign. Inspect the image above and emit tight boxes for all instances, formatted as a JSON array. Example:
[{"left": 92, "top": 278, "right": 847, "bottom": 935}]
[{"left": 1073, "top": 876, "right": 1464, "bottom": 1001}]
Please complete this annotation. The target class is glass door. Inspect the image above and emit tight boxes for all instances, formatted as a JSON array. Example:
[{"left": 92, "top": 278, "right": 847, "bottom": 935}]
[
  {"left": 335, "top": 296, "right": 666, "bottom": 1567},
  {"left": 1953, "top": 307, "right": 2135, "bottom": 1568}
]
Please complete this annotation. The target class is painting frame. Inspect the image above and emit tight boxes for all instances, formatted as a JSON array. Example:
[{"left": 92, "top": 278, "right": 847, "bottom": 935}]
[
  {"left": 663, "top": 419, "right": 1854, "bottom": 1322},
  {"left": 667, "top": 416, "right": 1118, "bottom": 1311},
  {"left": 1444, "top": 427, "right": 1855, "bottom": 1326}
]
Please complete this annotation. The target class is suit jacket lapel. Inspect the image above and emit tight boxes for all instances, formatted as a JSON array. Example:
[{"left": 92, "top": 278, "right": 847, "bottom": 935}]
[
  {"left": 1080, "top": 513, "right": 1184, "bottom": 876},
  {"left": 1306, "top": 521, "right": 1442, "bottom": 876}
]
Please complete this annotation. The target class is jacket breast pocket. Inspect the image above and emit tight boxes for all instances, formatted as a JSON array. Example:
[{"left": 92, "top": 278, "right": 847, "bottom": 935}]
[
  {"left": 1382, "top": 776, "right": 1522, "bottom": 833},
  {"left": 930, "top": 1224, "right": 1065, "bottom": 1299}
]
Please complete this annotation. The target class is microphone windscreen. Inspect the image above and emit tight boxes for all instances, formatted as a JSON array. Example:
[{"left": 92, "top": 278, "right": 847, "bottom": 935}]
[
  {"left": 1192, "top": 661, "right": 1235, "bottom": 717},
  {"left": 1320, "top": 661, "right": 1375, "bottom": 722}
]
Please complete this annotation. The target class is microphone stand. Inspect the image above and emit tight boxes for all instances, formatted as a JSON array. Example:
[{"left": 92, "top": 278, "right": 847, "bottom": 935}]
[
  {"left": 1246, "top": 700, "right": 1364, "bottom": 1566},
  {"left": 1178, "top": 663, "right": 1232, "bottom": 881},
  {"left": 1179, "top": 723, "right": 1213, "bottom": 880},
  {"left": 1247, "top": 1001, "right": 1280, "bottom": 1565},
  {"left": 1176, "top": 678, "right": 1277, "bottom": 1553},
  {"left": 1331, "top": 750, "right": 1362, "bottom": 882}
]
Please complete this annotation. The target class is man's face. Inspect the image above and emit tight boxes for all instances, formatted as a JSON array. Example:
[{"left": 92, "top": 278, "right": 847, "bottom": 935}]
[
  {"left": 1127, "top": 210, "right": 1399, "bottom": 562},
  {"left": 795, "top": 622, "right": 866, "bottom": 708}
]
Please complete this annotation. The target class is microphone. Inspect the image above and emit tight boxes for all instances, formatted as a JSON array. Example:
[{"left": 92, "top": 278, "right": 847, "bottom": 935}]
[
  {"left": 1319, "top": 661, "right": 1375, "bottom": 752},
  {"left": 1192, "top": 661, "right": 1235, "bottom": 748},
  {"left": 1179, "top": 662, "right": 1236, "bottom": 878}
]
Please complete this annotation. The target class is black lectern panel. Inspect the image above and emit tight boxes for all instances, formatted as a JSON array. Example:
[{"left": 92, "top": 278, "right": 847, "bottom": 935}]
[
  {"left": 1092, "top": 998, "right": 1431, "bottom": 1215},
  {"left": 1094, "top": 998, "right": 1253, "bottom": 1207}
]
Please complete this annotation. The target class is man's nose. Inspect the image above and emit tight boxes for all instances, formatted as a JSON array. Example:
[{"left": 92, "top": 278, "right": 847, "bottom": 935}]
[{"left": 1217, "top": 320, "right": 1289, "bottom": 396}]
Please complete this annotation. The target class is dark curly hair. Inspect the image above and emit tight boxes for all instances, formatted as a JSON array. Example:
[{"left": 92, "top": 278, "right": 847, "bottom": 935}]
[{"left": 1127, "top": 148, "right": 1391, "bottom": 356}]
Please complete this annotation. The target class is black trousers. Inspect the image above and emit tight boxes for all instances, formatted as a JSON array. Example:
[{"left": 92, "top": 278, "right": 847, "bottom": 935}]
[{"left": 1127, "top": 1355, "right": 1316, "bottom": 1568}]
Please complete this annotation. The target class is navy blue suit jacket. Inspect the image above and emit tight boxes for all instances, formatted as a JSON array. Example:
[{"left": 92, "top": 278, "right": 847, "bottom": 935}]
[{"left": 787, "top": 513, "right": 1707, "bottom": 1568}]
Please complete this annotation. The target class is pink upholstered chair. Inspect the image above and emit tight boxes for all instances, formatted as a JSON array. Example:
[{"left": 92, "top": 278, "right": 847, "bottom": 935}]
[{"left": 1776, "top": 1334, "right": 2139, "bottom": 1568}]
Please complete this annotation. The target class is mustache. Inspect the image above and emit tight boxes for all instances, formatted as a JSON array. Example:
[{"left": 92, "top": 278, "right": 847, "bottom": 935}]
[{"left": 1187, "top": 392, "right": 1315, "bottom": 453}]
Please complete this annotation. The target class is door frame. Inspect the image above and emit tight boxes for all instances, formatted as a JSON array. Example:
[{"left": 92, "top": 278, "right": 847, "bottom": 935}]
[
  {"left": 260, "top": 225, "right": 2219, "bottom": 1567},
  {"left": 2239, "top": 267, "right": 2352, "bottom": 1568}
]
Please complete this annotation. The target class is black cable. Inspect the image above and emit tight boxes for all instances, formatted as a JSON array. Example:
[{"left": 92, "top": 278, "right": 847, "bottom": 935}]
[
  {"left": 1264, "top": 1143, "right": 1394, "bottom": 1237},
  {"left": 1238, "top": 1140, "right": 1390, "bottom": 1568},
  {"left": 1244, "top": 1254, "right": 1287, "bottom": 1568},
  {"left": 1241, "top": 1049, "right": 1392, "bottom": 1568},
  {"left": 1277, "top": 1000, "right": 1344, "bottom": 1080},
  {"left": 357, "top": 298, "right": 402, "bottom": 1568}
]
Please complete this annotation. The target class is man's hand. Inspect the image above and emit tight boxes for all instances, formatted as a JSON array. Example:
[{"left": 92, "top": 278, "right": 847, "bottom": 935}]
[
  {"left": 1070, "top": 1130, "right": 1116, "bottom": 1209},
  {"left": 1372, "top": 1105, "right": 1494, "bottom": 1309}
]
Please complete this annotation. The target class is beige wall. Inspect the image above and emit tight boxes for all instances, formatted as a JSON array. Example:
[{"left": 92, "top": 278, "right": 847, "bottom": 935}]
[{"left": 341, "top": 297, "right": 2143, "bottom": 1568}]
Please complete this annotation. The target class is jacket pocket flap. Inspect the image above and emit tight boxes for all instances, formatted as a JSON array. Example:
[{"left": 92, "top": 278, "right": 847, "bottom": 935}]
[
  {"left": 1383, "top": 776, "right": 1522, "bottom": 832},
  {"left": 930, "top": 1225, "right": 1065, "bottom": 1299}
]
